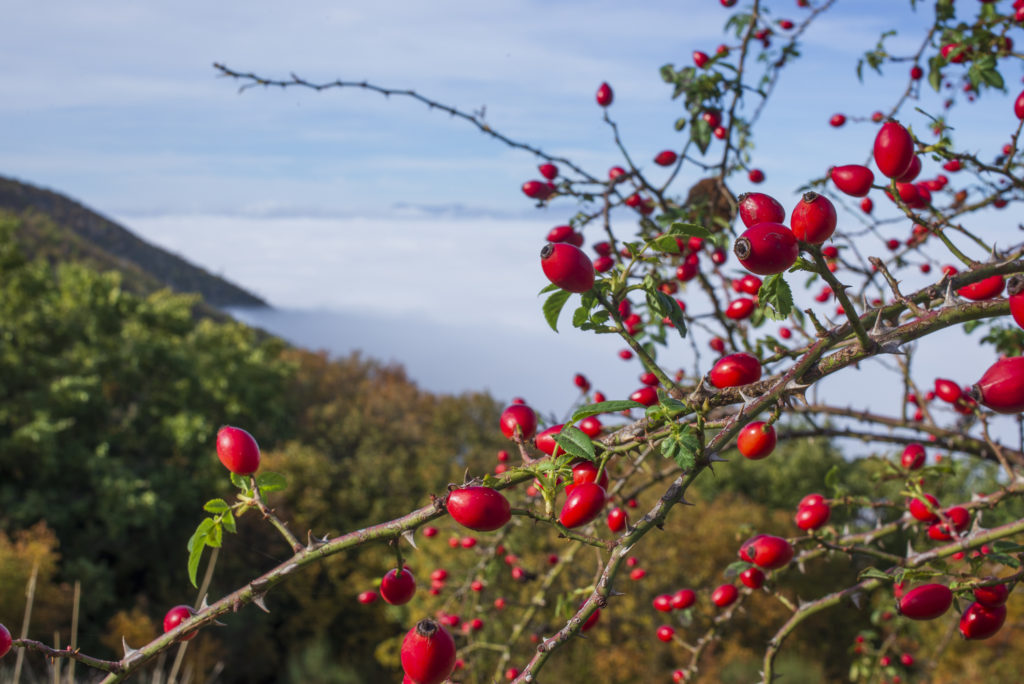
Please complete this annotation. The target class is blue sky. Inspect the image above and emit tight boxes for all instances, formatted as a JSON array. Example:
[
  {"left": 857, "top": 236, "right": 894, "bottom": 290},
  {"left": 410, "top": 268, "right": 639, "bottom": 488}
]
[{"left": 3, "top": 1, "right": 1022, "bottom": 441}]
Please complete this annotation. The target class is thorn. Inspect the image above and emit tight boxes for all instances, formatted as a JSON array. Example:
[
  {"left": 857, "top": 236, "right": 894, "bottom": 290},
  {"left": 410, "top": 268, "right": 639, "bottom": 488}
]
[
  {"left": 878, "top": 339, "right": 907, "bottom": 355},
  {"left": 252, "top": 594, "right": 270, "bottom": 613},
  {"left": 212, "top": 620, "right": 227, "bottom": 627},
  {"left": 199, "top": 595, "right": 210, "bottom": 610},
  {"left": 850, "top": 591, "right": 863, "bottom": 610},
  {"left": 708, "top": 453, "right": 729, "bottom": 463},
  {"left": 678, "top": 497, "right": 695, "bottom": 506},
  {"left": 402, "top": 529, "right": 418, "bottom": 550},
  {"left": 943, "top": 280, "right": 957, "bottom": 308},
  {"left": 738, "top": 388, "right": 758, "bottom": 410},
  {"left": 122, "top": 637, "right": 140, "bottom": 660},
  {"left": 306, "top": 531, "right": 330, "bottom": 550},
  {"left": 797, "top": 560, "right": 806, "bottom": 574},
  {"left": 906, "top": 540, "right": 916, "bottom": 557},
  {"left": 869, "top": 310, "right": 887, "bottom": 336}
]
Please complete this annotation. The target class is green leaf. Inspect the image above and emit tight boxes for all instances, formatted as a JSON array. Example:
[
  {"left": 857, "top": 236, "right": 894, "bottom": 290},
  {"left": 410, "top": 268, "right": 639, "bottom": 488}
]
[
  {"left": 230, "top": 472, "right": 250, "bottom": 491},
  {"left": 646, "top": 290, "right": 687, "bottom": 339},
  {"left": 187, "top": 518, "right": 215, "bottom": 553},
  {"left": 758, "top": 274, "right": 794, "bottom": 321},
  {"left": 570, "top": 400, "right": 645, "bottom": 423},
  {"left": 649, "top": 234, "right": 682, "bottom": 254},
  {"left": 691, "top": 118, "right": 712, "bottom": 154},
  {"left": 674, "top": 117, "right": 687, "bottom": 132},
  {"left": 538, "top": 282, "right": 561, "bottom": 295},
  {"left": 257, "top": 471, "right": 287, "bottom": 494},
  {"left": 858, "top": 567, "right": 892, "bottom": 582},
  {"left": 543, "top": 290, "right": 573, "bottom": 332},
  {"left": 669, "top": 222, "right": 713, "bottom": 239},
  {"left": 788, "top": 257, "right": 817, "bottom": 274},
  {"left": 186, "top": 518, "right": 215, "bottom": 587},
  {"left": 664, "top": 426, "right": 699, "bottom": 471},
  {"left": 221, "top": 510, "right": 237, "bottom": 534},
  {"left": 660, "top": 398, "right": 690, "bottom": 415},
  {"left": 980, "top": 67, "right": 1004, "bottom": 90},
  {"left": 928, "top": 56, "right": 943, "bottom": 92},
  {"left": 824, "top": 464, "right": 841, "bottom": 495},
  {"left": 553, "top": 425, "right": 596, "bottom": 462},
  {"left": 203, "top": 498, "right": 230, "bottom": 514},
  {"left": 572, "top": 305, "right": 590, "bottom": 328},
  {"left": 206, "top": 520, "right": 223, "bottom": 548},
  {"left": 187, "top": 537, "right": 206, "bottom": 588}
]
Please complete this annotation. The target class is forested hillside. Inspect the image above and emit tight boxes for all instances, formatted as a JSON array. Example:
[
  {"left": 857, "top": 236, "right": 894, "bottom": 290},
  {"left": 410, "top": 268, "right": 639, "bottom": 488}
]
[{"left": 0, "top": 175, "right": 266, "bottom": 308}]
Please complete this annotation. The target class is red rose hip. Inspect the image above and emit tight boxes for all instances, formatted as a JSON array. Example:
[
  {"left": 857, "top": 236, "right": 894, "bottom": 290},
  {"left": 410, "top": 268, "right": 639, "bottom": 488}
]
[
  {"left": 381, "top": 568, "right": 417, "bottom": 606},
  {"left": 874, "top": 120, "right": 916, "bottom": 179},
  {"left": 216, "top": 426, "right": 261, "bottom": 476},
  {"left": 737, "top": 422, "right": 776, "bottom": 459},
  {"left": 559, "top": 482, "right": 607, "bottom": 528},
  {"left": 737, "top": 192, "right": 786, "bottom": 228},
  {"left": 830, "top": 165, "right": 874, "bottom": 197},
  {"left": 710, "top": 353, "right": 762, "bottom": 388},
  {"left": 973, "top": 356, "right": 1024, "bottom": 413},
  {"left": 447, "top": 487, "right": 511, "bottom": 531},
  {"left": 733, "top": 223, "right": 798, "bottom": 275},
  {"left": 500, "top": 404, "right": 538, "bottom": 440},
  {"left": 790, "top": 192, "right": 837, "bottom": 244},
  {"left": 960, "top": 601, "right": 1007, "bottom": 640},
  {"left": 898, "top": 584, "right": 952, "bottom": 620},
  {"left": 541, "top": 243, "right": 595, "bottom": 293},
  {"left": 163, "top": 605, "right": 198, "bottom": 641},
  {"left": 401, "top": 619, "right": 457, "bottom": 684}
]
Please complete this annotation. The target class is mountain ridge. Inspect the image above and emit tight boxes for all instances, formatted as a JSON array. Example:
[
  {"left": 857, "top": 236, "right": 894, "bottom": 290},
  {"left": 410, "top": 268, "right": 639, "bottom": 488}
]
[{"left": 0, "top": 174, "right": 267, "bottom": 308}]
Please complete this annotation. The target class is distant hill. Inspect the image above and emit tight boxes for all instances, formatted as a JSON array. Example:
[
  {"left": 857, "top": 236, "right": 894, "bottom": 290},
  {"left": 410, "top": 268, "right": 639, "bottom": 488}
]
[{"left": 0, "top": 175, "right": 267, "bottom": 308}]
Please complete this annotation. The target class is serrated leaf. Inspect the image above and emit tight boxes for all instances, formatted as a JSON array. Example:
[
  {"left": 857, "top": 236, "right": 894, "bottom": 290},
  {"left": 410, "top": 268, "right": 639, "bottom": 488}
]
[
  {"left": 646, "top": 290, "right": 686, "bottom": 339},
  {"left": 257, "top": 471, "right": 287, "bottom": 494},
  {"left": 230, "top": 472, "right": 249, "bottom": 491},
  {"left": 650, "top": 234, "right": 682, "bottom": 253},
  {"left": 543, "top": 290, "right": 573, "bottom": 332},
  {"left": 206, "top": 520, "right": 223, "bottom": 548},
  {"left": 553, "top": 425, "right": 596, "bottom": 461},
  {"left": 672, "top": 448, "right": 696, "bottom": 471},
  {"left": 691, "top": 118, "right": 712, "bottom": 154},
  {"left": 986, "top": 553, "right": 1020, "bottom": 568},
  {"left": 187, "top": 518, "right": 215, "bottom": 553},
  {"left": 221, "top": 510, "right": 236, "bottom": 534},
  {"left": 788, "top": 257, "right": 817, "bottom": 274},
  {"left": 858, "top": 567, "right": 891, "bottom": 581},
  {"left": 570, "top": 400, "right": 645, "bottom": 422},
  {"left": 187, "top": 537, "right": 206, "bottom": 588},
  {"left": 758, "top": 273, "right": 793, "bottom": 321},
  {"left": 980, "top": 67, "right": 1004, "bottom": 90},
  {"left": 660, "top": 397, "right": 690, "bottom": 415},
  {"left": 669, "top": 222, "right": 713, "bottom": 239},
  {"left": 572, "top": 305, "right": 590, "bottom": 328},
  {"left": 203, "top": 498, "right": 230, "bottom": 514},
  {"left": 678, "top": 426, "right": 700, "bottom": 454}
]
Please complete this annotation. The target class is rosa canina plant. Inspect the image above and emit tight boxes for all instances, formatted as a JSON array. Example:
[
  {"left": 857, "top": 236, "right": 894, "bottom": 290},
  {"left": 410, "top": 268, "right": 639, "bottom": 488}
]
[{"left": 9, "top": 1, "right": 1024, "bottom": 683}]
